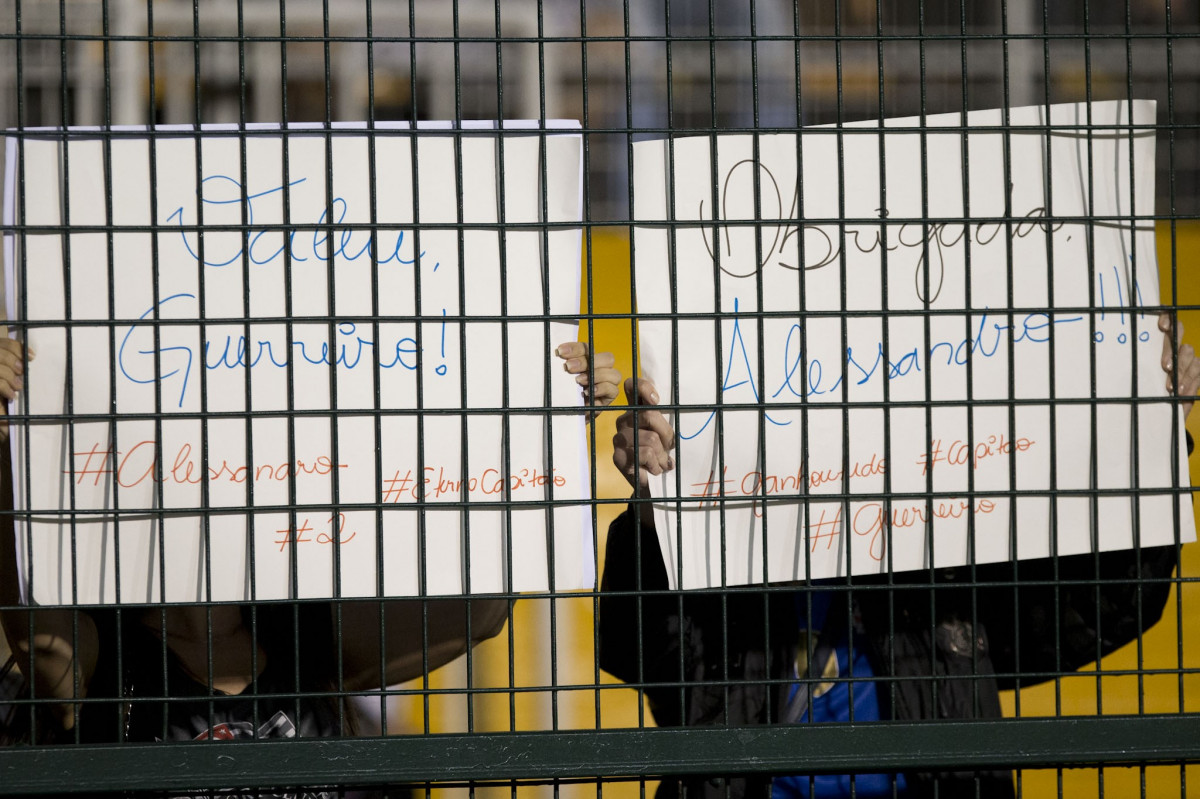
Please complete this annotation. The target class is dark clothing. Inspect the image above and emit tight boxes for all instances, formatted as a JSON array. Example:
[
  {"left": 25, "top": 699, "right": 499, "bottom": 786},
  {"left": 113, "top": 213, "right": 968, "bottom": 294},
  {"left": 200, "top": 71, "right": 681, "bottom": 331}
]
[
  {"left": 68, "top": 605, "right": 360, "bottom": 799},
  {"left": 598, "top": 507, "right": 1178, "bottom": 799},
  {"left": 80, "top": 604, "right": 348, "bottom": 747},
  {"left": 109, "top": 623, "right": 338, "bottom": 747}
]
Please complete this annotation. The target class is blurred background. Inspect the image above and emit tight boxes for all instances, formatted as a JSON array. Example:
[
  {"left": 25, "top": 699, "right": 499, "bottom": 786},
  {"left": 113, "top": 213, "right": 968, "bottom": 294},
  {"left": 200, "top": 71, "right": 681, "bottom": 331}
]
[{"left": 2, "top": 1, "right": 1200, "bottom": 797}]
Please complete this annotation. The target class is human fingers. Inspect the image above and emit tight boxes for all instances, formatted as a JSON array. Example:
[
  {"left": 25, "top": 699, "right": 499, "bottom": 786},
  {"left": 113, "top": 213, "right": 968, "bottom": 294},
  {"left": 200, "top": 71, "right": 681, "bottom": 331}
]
[
  {"left": 569, "top": 348, "right": 620, "bottom": 407},
  {"left": 1162, "top": 314, "right": 1191, "bottom": 382},
  {"left": 620, "top": 377, "right": 675, "bottom": 449},
  {"left": 574, "top": 364, "right": 622, "bottom": 407},
  {"left": 615, "top": 403, "right": 676, "bottom": 449},
  {"left": 1178, "top": 342, "right": 1200, "bottom": 393},
  {"left": 0, "top": 335, "right": 32, "bottom": 445},
  {"left": 556, "top": 341, "right": 617, "bottom": 378},
  {"left": 612, "top": 412, "right": 675, "bottom": 489},
  {"left": 555, "top": 340, "right": 590, "bottom": 372},
  {"left": 1176, "top": 342, "right": 1200, "bottom": 419},
  {"left": 1161, "top": 313, "right": 1183, "bottom": 388},
  {"left": 1160, "top": 312, "right": 1182, "bottom": 370},
  {"left": 611, "top": 377, "right": 677, "bottom": 489},
  {"left": 555, "top": 342, "right": 622, "bottom": 411},
  {"left": 0, "top": 337, "right": 32, "bottom": 402},
  {"left": 612, "top": 425, "right": 670, "bottom": 472},
  {"left": 623, "top": 376, "right": 659, "bottom": 405},
  {"left": 1159, "top": 311, "right": 1181, "bottom": 338},
  {"left": 1158, "top": 313, "right": 1199, "bottom": 418},
  {"left": 611, "top": 446, "right": 672, "bottom": 491}
]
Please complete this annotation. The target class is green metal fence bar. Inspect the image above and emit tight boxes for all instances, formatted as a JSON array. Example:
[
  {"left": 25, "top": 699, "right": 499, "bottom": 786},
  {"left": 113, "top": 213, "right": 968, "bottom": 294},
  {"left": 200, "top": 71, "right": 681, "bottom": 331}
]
[{"left": 4, "top": 716, "right": 1200, "bottom": 795}]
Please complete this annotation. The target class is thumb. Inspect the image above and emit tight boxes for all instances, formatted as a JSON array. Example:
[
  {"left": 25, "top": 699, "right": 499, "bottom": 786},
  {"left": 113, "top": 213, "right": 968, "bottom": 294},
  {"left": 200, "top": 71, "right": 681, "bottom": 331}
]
[{"left": 624, "top": 377, "right": 660, "bottom": 406}]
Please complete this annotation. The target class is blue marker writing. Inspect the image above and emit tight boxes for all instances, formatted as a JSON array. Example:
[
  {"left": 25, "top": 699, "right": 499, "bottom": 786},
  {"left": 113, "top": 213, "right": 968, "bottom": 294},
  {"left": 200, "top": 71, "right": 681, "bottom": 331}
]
[
  {"left": 167, "top": 174, "right": 430, "bottom": 269},
  {"left": 120, "top": 297, "right": 431, "bottom": 408}
]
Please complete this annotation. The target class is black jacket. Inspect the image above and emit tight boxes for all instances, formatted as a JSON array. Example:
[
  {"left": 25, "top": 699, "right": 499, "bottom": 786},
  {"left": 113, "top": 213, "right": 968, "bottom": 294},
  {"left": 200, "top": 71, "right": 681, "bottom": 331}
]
[{"left": 598, "top": 507, "right": 1178, "bottom": 799}]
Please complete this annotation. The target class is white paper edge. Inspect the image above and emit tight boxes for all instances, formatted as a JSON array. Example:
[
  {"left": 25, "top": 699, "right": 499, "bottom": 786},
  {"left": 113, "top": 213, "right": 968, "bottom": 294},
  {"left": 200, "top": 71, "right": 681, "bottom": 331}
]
[
  {"left": 568, "top": 132, "right": 595, "bottom": 589},
  {"left": 7, "top": 120, "right": 583, "bottom": 135},
  {"left": 1, "top": 136, "right": 24, "bottom": 604}
]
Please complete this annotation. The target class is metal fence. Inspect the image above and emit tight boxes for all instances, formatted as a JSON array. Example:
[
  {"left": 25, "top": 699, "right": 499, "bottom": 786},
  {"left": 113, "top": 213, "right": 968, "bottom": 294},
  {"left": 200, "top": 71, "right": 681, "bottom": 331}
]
[{"left": 2, "top": 1, "right": 1200, "bottom": 797}]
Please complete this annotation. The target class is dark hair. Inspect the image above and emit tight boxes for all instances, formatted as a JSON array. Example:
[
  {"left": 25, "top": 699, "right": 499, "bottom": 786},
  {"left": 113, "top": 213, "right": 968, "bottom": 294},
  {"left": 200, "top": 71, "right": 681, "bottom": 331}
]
[{"left": 51, "top": 602, "right": 358, "bottom": 744}]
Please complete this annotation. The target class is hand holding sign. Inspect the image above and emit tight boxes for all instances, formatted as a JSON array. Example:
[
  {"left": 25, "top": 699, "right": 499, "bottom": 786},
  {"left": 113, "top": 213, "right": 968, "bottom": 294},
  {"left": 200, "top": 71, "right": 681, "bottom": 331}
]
[
  {"left": 0, "top": 332, "right": 30, "bottom": 445},
  {"left": 612, "top": 377, "right": 675, "bottom": 493},
  {"left": 556, "top": 341, "right": 622, "bottom": 414},
  {"left": 1160, "top": 313, "right": 1200, "bottom": 417}
]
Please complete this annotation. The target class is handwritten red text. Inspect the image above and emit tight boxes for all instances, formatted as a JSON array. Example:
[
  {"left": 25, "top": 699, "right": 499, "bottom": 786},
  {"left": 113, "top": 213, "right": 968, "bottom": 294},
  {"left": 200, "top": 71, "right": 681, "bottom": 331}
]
[
  {"left": 66, "top": 440, "right": 347, "bottom": 488},
  {"left": 689, "top": 453, "right": 889, "bottom": 511},
  {"left": 916, "top": 433, "right": 1035, "bottom": 476},
  {"left": 274, "top": 513, "right": 357, "bottom": 552},
  {"left": 852, "top": 498, "right": 998, "bottom": 561},
  {"left": 380, "top": 466, "right": 567, "bottom": 503}
]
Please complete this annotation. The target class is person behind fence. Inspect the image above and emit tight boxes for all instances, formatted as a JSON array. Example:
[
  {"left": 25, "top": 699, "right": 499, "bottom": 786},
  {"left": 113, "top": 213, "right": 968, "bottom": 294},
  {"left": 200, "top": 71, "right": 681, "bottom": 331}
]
[
  {"left": 598, "top": 312, "right": 1200, "bottom": 799},
  {"left": 0, "top": 339, "right": 619, "bottom": 753}
]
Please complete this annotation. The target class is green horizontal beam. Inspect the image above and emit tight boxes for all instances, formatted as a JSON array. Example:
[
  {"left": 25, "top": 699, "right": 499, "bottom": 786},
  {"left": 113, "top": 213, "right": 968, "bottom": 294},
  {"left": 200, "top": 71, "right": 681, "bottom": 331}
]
[{"left": 4, "top": 716, "right": 1200, "bottom": 795}]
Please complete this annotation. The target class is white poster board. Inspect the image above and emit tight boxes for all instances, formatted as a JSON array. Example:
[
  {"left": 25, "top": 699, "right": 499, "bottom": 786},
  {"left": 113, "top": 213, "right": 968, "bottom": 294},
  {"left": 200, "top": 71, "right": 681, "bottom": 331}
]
[
  {"left": 632, "top": 100, "right": 1195, "bottom": 590},
  {"left": 4, "top": 121, "right": 594, "bottom": 604}
]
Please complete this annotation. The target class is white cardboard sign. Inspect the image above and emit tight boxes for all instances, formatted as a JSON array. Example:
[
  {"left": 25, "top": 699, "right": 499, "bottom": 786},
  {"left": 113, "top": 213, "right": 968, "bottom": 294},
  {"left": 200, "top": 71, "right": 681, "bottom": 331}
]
[
  {"left": 4, "top": 121, "right": 594, "bottom": 604},
  {"left": 632, "top": 101, "right": 1195, "bottom": 590}
]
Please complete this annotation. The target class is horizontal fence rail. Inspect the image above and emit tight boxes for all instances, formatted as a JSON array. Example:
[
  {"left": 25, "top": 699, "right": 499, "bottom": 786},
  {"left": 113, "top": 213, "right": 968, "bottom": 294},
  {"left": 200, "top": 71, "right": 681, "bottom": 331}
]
[{"left": 7, "top": 718, "right": 1200, "bottom": 795}]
